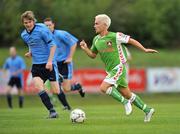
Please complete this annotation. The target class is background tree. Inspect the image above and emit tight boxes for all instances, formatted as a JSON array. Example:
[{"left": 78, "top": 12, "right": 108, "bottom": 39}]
[{"left": 0, "top": 0, "right": 179, "bottom": 48}]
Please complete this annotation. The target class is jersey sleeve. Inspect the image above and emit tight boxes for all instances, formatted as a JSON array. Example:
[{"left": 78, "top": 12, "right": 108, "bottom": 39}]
[
  {"left": 21, "top": 31, "right": 28, "bottom": 46},
  {"left": 41, "top": 26, "right": 56, "bottom": 47},
  {"left": 116, "top": 32, "right": 130, "bottom": 44},
  {"left": 90, "top": 37, "right": 98, "bottom": 53},
  {"left": 61, "top": 31, "right": 78, "bottom": 47}
]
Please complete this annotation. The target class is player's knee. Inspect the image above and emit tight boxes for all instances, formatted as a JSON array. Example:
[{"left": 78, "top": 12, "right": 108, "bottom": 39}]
[
  {"left": 63, "top": 87, "right": 70, "bottom": 92},
  {"left": 52, "top": 88, "right": 60, "bottom": 94},
  {"left": 120, "top": 90, "right": 131, "bottom": 99},
  {"left": 100, "top": 86, "right": 108, "bottom": 93},
  {"left": 99, "top": 83, "right": 111, "bottom": 93},
  {"left": 51, "top": 84, "right": 60, "bottom": 94},
  {"left": 34, "top": 82, "right": 43, "bottom": 89},
  {"left": 6, "top": 88, "right": 11, "bottom": 93},
  {"left": 33, "top": 78, "right": 44, "bottom": 90},
  {"left": 35, "top": 85, "right": 44, "bottom": 90},
  {"left": 62, "top": 84, "right": 71, "bottom": 92},
  {"left": 18, "top": 90, "right": 23, "bottom": 96}
]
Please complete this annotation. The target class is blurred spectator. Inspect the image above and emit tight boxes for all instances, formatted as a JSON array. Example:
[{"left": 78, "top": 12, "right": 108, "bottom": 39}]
[{"left": 3, "top": 46, "right": 26, "bottom": 108}]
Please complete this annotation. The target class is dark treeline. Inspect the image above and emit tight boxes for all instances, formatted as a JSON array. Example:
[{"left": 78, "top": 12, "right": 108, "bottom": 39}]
[{"left": 0, "top": 0, "right": 179, "bottom": 48}]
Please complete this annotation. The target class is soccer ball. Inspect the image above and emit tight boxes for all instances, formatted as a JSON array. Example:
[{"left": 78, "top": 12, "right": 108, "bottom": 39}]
[{"left": 70, "top": 109, "right": 86, "bottom": 123}]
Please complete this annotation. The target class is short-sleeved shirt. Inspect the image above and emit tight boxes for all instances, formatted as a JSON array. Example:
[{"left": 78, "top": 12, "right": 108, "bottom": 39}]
[
  {"left": 91, "top": 32, "right": 130, "bottom": 72},
  {"left": 3, "top": 55, "right": 26, "bottom": 78},
  {"left": 53, "top": 30, "right": 78, "bottom": 62},
  {"left": 21, "top": 23, "right": 56, "bottom": 64}
]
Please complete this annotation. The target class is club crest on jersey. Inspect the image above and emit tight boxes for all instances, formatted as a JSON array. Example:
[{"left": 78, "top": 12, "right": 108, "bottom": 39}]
[{"left": 106, "top": 41, "right": 112, "bottom": 47}]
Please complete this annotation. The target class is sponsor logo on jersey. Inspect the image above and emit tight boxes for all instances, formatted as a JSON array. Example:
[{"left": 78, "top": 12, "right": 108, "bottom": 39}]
[{"left": 106, "top": 41, "right": 112, "bottom": 47}]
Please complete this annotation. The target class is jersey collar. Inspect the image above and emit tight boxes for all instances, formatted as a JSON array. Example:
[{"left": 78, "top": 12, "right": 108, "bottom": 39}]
[
  {"left": 26, "top": 25, "right": 36, "bottom": 34},
  {"left": 52, "top": 29, "right": 56, "bottom": 34},
  {"left": 99, "top": 31, "right": 110, "bottom": 38}
]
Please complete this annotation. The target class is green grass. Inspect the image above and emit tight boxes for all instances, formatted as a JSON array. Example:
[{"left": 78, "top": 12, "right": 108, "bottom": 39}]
[
  {"left": 0, "top": 47, "right": 180, "bottom": 69},
  {"left": 128, "top": 48, "right": 180, "bottom": 68},
  {"left": 0, "top": 94, "right": 180, "bottom": 134},
  {"left": 70, "top": 48, "right": 180, "bottom": 68}
]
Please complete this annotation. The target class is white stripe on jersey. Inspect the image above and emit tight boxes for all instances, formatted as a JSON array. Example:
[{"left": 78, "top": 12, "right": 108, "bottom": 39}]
[{"left": 116, "top": 32, "right": 129, "bottom": 64}]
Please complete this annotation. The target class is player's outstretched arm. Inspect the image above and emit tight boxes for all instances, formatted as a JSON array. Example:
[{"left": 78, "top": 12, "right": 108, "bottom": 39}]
[
  {"left": 128, "top": 38, "right": 158, "bottom": 53},
  {"left": 80, "top": 40, "right": 97, "bottom": 59},
  {"left": 64, "top": 43, "right": 77, "bottom": 63}
]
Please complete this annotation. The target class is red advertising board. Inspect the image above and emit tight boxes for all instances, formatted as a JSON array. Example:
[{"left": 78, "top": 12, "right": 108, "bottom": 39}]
[
  {"left": 23, "top": 70, "right": 38, "bottom": 94},
  {"left": 128, "top": 69, "right": 146, "bottom": 92},
  {"left": 22, "top": 68, "right": 146, "bottom": 94},
  {"left": 72, "top": 69, "right": 106, "bottom": 93},
  {"left": 72, "top": 68, "right": 146, "bottom": 93}
]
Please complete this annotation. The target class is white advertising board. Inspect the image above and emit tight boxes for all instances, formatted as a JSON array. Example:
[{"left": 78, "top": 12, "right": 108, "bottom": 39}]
[{"left": 147, "top": 68, "right": 180, "bottom": 92}]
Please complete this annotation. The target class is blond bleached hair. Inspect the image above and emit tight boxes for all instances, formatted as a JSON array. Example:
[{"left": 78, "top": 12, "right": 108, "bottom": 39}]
[{"left": 95, "top": 14, "right": 111, "bottom": 28}]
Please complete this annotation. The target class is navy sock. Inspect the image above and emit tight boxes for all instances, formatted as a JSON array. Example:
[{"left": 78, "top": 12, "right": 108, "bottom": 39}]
[
  {"left": 57, "top": 89, "right": 71, "bottom": 109},
  {"left": 71, "top": 83, "right": 82, "bottom": 91},
  {"left": 38, "top": 90, "right": 55, "bottom": 112},
  {"left": 7, "top": 94, "right": 12, "bottom": 108},
  {"left": 19, "top": 96, "right": 24, "bottom": 108}
]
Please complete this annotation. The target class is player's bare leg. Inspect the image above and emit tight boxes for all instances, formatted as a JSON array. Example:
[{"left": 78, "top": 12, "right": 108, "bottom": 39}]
[
  {"left": 62, "top": 79, "right": 71, "bottom": 92},
  {"left": 63, "top": 79, "right": 85, "bottom": 97}
]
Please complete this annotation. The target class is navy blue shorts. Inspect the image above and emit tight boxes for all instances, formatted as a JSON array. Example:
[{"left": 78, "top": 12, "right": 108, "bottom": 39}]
[
  {"left": 57, "top": 61, "right": 73, "bottom": 79},
  {"left": 31, "top": 63, "right": 59, "bottom": 83},
  {"left": 8, "top": 77, "right": 22, "bottom": 89}
]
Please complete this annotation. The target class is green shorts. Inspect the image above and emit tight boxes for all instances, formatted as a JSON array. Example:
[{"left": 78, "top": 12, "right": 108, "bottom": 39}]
[{"left": 104, "top": 64, "right": 128, "bottom": 88}]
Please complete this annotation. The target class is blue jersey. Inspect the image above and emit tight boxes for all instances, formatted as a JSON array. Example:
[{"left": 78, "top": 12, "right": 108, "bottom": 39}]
[
  {"left": 21, "top": 23, "right": 56, "bottom": 64},
  {"left": 53, "top": 30, "right": 78, "bottom": 62},
  {"left": 3, "top": 55, "right": 26, "bottom": 78}
]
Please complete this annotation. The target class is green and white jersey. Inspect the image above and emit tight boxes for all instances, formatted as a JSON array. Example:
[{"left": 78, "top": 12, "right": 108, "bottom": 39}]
[{"left": 91, "top": 32, "right": 130, "bottom": 72}]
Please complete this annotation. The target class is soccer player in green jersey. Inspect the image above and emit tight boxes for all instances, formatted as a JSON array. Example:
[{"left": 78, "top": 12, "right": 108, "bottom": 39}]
[{"left": 80, "top": 14, "right": 158, "bottom": 122}]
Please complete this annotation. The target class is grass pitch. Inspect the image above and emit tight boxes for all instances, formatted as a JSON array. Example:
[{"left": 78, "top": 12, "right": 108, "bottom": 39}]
[
  {"left": 1, "top": 48, "right": 180, "bottom": 68},
  {"left": 0, "top": 93, "right": 180, "bottom": 134}
]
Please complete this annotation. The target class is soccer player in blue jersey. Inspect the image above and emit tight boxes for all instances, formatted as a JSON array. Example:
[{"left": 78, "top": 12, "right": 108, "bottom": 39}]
[
  {"left": 44, "top": 18, "right": 85, "bottom": 101},
  {"left": 21, "top": 11, "right": 60, "bottom": 118},
  {"left": 3, "top": 47, "right": 25, "bottom": 108}
]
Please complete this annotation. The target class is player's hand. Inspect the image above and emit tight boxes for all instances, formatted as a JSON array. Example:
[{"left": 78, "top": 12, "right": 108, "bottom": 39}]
[
  {"left": 46, "top": 61, "right": 53, "bottom": 71},
  {"left": 145, "top": 49, "right": 158, "bottom": 53},
  {"left": 80, "top": 40, "right": 88, "bottom": 50},
  {"left": 25, "top": 52, "right": 32, "bottom": 58},
  {"left": 64, "top": 57, "right": 72, "bottom": 63}
]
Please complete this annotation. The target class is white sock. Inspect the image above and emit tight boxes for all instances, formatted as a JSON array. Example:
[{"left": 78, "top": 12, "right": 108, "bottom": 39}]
[
  {"left": 106, "top": 87, "right": 112, "bottom": 95},
  {"left": 129, "top": 93, "right": 136, "bottom": 103}
]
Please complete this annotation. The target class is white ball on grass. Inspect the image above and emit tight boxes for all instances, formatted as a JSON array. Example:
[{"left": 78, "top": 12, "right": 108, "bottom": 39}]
[{"left": 70, "top": 108, "right": 86, "bottom": 123}]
